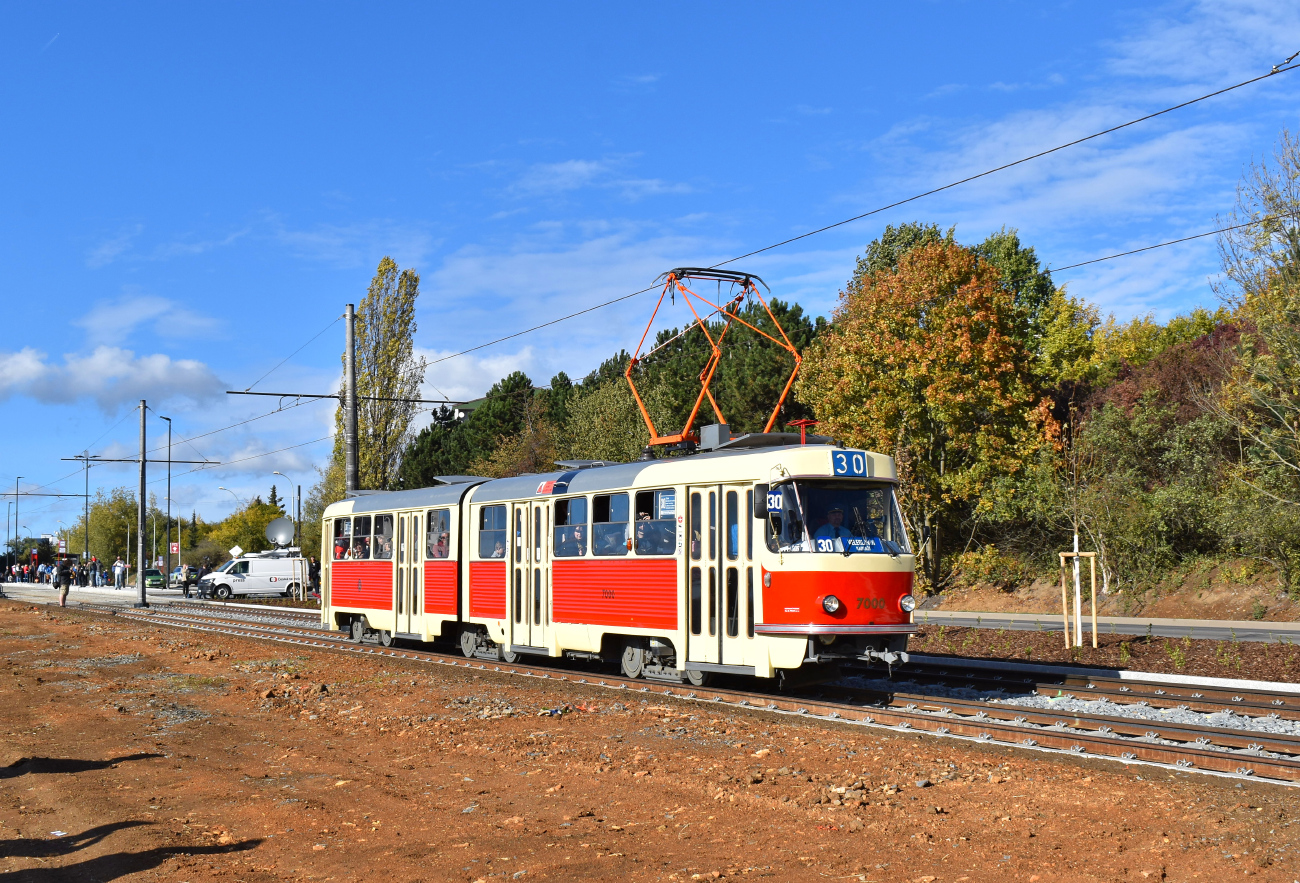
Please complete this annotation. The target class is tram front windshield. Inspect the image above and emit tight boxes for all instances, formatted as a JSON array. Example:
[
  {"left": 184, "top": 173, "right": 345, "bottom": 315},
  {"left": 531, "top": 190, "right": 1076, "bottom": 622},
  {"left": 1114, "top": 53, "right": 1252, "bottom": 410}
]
[{"left": 766, "top": 480, "right": 910, "bottom": 555}]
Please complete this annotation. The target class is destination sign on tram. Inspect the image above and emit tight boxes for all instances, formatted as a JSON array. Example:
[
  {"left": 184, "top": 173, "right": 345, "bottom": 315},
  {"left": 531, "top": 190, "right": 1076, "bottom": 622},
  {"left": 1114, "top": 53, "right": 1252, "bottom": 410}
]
[{"left": 830, "top": 450, "right": 868, "bottom": 477}]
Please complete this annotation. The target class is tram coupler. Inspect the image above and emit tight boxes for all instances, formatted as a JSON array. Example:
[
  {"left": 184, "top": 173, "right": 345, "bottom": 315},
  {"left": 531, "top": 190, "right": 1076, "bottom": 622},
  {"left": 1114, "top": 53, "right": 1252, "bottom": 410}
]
[{"left": 859, "top": 648, "right": 909, "bottom": 667}]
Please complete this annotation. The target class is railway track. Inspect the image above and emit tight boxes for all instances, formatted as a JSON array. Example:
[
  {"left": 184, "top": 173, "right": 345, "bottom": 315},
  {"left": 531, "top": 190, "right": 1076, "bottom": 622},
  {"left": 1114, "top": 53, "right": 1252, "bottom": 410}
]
[{"left": 70, "top": 600, "right": 1300, "bottom": 786}]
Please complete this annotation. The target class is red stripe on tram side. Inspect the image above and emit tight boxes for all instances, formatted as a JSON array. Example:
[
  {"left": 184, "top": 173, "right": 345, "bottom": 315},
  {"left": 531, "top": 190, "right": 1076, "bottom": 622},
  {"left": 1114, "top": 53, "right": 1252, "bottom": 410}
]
[
  {"left": 552, "top": 559, "right": 678, "bottom": 631},
  {"left": 331, "top": 560, "right": 393, "bottom": 611},
  {"left": 423, "top": 559, "right": 458, "bottom": 616},
  {"left": 469, "top": 560, "right": 506, "bottom": 619},
  {"left": 761, "top": 569, "right": 913, "bottom": 625}
]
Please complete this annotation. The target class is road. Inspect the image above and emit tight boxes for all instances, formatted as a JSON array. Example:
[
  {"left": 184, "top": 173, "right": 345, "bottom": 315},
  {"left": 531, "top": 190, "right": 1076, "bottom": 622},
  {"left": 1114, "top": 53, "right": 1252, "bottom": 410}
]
[{"left": 915, "top": 608, "right": 1300, "bottom": 643}]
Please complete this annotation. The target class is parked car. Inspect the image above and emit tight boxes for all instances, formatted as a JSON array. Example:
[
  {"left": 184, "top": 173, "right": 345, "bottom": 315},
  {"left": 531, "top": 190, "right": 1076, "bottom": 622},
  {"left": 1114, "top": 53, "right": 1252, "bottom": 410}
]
[
  {"left": 143, "top": 568, "right": 165, "bottom": 589},
  {"left": 197, "top": 551, "right": 305, "bottom": 601}
]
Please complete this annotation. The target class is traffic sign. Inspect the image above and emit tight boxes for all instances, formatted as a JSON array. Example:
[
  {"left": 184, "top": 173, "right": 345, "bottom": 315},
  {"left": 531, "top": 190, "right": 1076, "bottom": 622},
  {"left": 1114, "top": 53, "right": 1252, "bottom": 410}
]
[{"left": 170, "top": 542, "right": 180, "bottom": 554}]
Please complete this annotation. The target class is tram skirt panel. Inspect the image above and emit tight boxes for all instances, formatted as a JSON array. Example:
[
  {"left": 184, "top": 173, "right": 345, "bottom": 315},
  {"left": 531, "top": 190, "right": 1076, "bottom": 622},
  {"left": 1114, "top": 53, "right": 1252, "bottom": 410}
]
[
  {"left": 424, "top": 560, "right": 458, "bottom": 616},
  {"left": 331, "top": 561, "right": 393, "bottom": 610},
  {"left": 552, "top": 559, "right": 677, "bottom": 631},
  {"left": 469, "top": 560, "right": 507, "bottom": 619}
]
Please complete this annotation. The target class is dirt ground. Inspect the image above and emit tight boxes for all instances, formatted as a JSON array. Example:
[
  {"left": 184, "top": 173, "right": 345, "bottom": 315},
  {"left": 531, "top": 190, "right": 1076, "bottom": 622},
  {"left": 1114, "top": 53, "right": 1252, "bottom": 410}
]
[
  {"left": 2, "top": 600, "right": 1299, "bottom": 882},
  {"left": 934, "top": 569, "right": 1300, "bottom": 624},
  {"left": 911, "top": 626, "right": 1300, "bottom": 683}
]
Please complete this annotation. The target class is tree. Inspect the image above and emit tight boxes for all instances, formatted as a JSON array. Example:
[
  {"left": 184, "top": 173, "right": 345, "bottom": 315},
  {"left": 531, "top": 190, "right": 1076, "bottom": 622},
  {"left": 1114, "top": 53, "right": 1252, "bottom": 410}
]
[
  {"left": 324, "top": 256, "right": 427, "bottom": 494},
  {"left": 268, "top": 484, "right": 281, "bottom": 512},
  {"left": 798, "top": 240, "right": 1052, "bottom": 587},
  {"left": 560, "top": 377, "right": 674, "bottom": 463},
  {"left": 468, "top": 397, "right": 561, "bottom": 479},
  {"left": 208, "top": 497, "right": 286, "bottom": 558}
]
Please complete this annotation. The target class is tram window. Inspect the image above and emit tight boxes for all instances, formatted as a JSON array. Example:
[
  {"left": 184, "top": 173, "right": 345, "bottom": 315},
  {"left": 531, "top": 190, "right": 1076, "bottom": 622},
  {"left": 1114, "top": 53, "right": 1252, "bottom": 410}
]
[
  {"left": 352, "top": 516, "right": 372, "bottom": 560},
  {"left": 534, "top": 507, "right": 542, "bottom": 558},
  {"left": 689, "top": 493, "right": 702, "bottom": 560},
  {"left": 633, "top": 489, "right": 676, "bottom": 555},
  {"left": 746, "top": 490, "right": 753, "bottom": 560},
  {"left": 534, "top": 569, "right": 542, "bottom": 625},
  {"left": 726, "top": 567, "right": 738, "bottom": 637},
  {"left": 397, "top": 516, "right": 405, "bottom": 564},
  {"left": 725, "top": 491, "right": 739, "bottom": 560},
  {"left": 690, "top": 567, "right": 702, "bottom": 635},
  {"left": 514, "top": 508, "right": 523, "bottom": 563},
  {"left": 412, "top": 571, "right": 420, "bottom": 613},
  {"left": 332, "top": 518, "right": 351, "bottom": 561},
  {"left": 479, "top": 505, "right": 507, "bottom": 558},
  {"left": 763, "top": 480, "right": 910, "bottom": 555},
  {"left": 708, "top": 492, "right": 717, "bottom": 560},
  {"left": 426, "top": 509, "right": 450, "bottom": 559},
  {"left": 373, "top": 514, "right": 394, "bottom": 560},
  {"left": 708, "top": 569, "right": 717, "bottom": 635},
  {"left": 553, "top": 497, "right": 588, "bottom": 557},
  {"left": 514, "top": 567, "right": 523, "bottom": 623},
  {"left": 396, "top": 569, "right": 403, "bottom": 613},
  {"left": 592, "top": 493, "right": 629, "bottom": 557},
  {"left": 746, "top": 567, "right": 754, "bottom": 638}
]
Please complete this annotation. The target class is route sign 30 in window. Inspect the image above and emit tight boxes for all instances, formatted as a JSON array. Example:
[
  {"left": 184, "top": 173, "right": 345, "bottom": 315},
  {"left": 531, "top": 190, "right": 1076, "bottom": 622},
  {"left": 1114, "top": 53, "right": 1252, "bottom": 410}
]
[{"left": 830, "top": 450, "right": 868, "bottom": 477}]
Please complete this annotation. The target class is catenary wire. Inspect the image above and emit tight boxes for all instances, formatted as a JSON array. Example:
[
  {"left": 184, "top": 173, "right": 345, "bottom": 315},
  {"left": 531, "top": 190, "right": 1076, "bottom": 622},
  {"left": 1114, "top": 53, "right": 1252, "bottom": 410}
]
[
  {"left": 1049, "top": 216, "right": 1281, "bottom": 273},
  {"left": 241, "top": 314, "right": 343, "bottom": 392},
  {"left": 426, "top": 56, "right": 1299, "bottom": 366}
]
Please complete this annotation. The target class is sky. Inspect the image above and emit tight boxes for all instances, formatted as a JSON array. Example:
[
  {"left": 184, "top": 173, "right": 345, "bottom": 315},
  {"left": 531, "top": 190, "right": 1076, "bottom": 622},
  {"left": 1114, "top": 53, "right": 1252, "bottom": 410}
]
[{"left": 1, "top": 1, "right": 1298, "bottom": 539}]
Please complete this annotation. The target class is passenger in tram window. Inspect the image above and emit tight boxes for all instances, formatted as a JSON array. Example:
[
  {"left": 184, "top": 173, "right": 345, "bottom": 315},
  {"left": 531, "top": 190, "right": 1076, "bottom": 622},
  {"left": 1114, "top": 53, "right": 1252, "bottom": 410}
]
[
  {"left": 432, "top": 532, "right": 449, "bottom": 559},
  {"left": 554, "top": 524, "right": 586, "bottom": 557},
  {"left": 353, "top": 536, "right": 371, "bottom": 559},
  {"left": 491, "top": 539, "right": 506, "bottom": 559}
]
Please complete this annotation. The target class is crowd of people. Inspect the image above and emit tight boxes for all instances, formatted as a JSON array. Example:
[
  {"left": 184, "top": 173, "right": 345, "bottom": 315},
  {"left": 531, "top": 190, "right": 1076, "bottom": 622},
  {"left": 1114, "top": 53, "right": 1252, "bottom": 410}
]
[{"left": 4, "top": 555, "right": 116, "bottom": 587}]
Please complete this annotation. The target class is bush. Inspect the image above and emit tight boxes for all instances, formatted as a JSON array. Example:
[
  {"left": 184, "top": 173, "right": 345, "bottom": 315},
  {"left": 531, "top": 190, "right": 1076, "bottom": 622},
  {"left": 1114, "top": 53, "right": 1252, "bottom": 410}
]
[{"left": 951, "top": 545, "right": 1033, "bottom": 591}]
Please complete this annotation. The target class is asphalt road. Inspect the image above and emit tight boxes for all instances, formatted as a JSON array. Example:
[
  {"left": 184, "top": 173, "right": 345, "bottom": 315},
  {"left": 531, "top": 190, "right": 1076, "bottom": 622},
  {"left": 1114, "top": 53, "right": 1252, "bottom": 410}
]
[{"left": 915, "top": 608, "right": 1300, "bottom": 643}]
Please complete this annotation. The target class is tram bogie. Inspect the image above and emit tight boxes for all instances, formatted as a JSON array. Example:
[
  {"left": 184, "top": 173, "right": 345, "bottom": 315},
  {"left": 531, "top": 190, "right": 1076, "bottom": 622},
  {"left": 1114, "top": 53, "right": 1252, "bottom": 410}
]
[{"left": 320, "top": 433, "right": 916, "bottom": 685}]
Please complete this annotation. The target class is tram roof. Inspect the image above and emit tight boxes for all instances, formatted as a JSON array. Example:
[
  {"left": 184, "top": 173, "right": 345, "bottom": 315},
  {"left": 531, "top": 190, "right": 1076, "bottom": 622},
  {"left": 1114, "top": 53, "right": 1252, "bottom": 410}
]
[{"left": 346, "top": 479, "right": 485, "bottom": 513}]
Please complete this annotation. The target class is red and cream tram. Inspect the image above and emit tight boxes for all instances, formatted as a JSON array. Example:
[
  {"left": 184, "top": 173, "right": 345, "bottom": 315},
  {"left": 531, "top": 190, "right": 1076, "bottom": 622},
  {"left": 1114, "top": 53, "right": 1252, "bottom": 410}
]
[{"left": 320, "top": 432, "right": 916, "bottom": 685}]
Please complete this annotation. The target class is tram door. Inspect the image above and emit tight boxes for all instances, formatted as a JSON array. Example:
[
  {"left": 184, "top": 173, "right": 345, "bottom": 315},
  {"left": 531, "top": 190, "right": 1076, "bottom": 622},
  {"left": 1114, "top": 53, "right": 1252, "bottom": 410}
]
[
  {"left": 396, "top": 511, "right": 421, "bottom": 635},
  {"left": 511, "top": 502, "right": 550, "bottom": 649},
  {"left": 686, "top": 485, "right": 752, "bottom": 668}
]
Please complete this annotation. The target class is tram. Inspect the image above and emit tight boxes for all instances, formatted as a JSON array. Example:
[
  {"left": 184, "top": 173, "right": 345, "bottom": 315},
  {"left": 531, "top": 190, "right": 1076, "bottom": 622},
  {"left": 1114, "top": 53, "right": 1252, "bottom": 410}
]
[{"left": 320, "top": 428, "right": 916, "bottom": 685}]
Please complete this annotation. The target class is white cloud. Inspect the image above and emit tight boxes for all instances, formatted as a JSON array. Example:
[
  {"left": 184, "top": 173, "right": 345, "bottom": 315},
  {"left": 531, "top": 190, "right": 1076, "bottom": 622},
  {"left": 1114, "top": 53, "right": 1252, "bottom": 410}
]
[
  {"left": 274, "top": 219, "right": 437, "bottom": 269},
  {"left": 0, "top": 346, "right": 226, "bottom": 412},
  {"left": 86, "top": 224, "right": 143, "bottom": 268},
  {"left": 74, "top": 294, "right": 221, "bottom": 346},
  {"left": 509, "top": 157, "right": 692, "bottom": 200},
  {"left": 1108, "top": 0, "right": 1300, "bottom": 87}
]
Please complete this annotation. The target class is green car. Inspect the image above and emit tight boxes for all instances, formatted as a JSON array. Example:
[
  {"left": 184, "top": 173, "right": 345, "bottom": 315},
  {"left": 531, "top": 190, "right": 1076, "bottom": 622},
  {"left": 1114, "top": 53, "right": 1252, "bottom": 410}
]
[{"left": 143, "top": 568, "right": 165, "bottom": 589}]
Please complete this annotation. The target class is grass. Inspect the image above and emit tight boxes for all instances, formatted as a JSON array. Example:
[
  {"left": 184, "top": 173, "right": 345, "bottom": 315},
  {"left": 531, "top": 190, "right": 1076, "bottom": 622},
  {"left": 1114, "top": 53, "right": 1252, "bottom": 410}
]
[{"left": 170, "top": 675, "right": 227, "bottom": 689}]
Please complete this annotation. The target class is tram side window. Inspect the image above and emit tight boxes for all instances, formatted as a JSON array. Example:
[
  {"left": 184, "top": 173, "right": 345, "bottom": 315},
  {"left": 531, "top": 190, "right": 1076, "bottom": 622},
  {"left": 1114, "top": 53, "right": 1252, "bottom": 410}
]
[
  {"left": 553, "top": 497, "right": 588, "bottom": 558},
  {"left": 426, "top": 509, "right": 450, "bottom": 559},
  {"left": 633, "top": 489, "right": 676, "bottom": 555},
  {"left": 479, "top": 505, "right": 507, "bottom": 559},
  {"left": 352, "top": 515, "right": 372, "bottom": 560},
  {"left": 372, "top": 514, "right": 394, "bottom": 559},
  {"left": 592, "top": 493, "right": 629, "bottom": 556},
  {"left": 332, "top": 518, "right": 351, "bottom": 561}
]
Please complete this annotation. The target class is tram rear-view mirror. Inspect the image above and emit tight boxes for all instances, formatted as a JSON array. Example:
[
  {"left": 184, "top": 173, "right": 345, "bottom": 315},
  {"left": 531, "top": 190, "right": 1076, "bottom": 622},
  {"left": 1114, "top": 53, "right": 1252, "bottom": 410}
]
[{"left": 753, "top": 484, "right": 769, "bottom": 519}]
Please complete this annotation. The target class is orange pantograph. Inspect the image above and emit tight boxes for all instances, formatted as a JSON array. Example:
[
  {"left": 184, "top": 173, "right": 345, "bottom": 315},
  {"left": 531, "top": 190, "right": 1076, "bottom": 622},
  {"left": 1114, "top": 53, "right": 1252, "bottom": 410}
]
[{"left": 624, "top": 267, "right": 802, "bottom": 446}]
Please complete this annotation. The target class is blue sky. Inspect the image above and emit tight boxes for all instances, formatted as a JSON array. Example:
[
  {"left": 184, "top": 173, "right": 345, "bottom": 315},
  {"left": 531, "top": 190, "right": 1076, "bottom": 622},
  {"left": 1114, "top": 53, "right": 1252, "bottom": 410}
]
[{"left": 2, "top": 1, "right": 1298, "bottom": 534}]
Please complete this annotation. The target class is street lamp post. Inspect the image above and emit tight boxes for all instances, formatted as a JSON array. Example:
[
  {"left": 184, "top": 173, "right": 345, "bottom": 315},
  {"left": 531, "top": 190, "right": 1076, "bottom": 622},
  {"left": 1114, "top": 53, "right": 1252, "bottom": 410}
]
[
  {"left": 5, "top": 500, "right": 12, "bottom": 578},
  {"left": 159, "top": 416, "right": 172, "bottom": 586}
]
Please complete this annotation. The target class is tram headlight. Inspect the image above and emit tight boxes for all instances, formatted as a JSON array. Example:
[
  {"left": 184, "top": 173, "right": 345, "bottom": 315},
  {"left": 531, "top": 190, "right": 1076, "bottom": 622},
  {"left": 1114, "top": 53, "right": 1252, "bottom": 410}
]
[
  {"left": 822, "top": 595, "right": 842, "bottom": 614},
  {"left": 899, "top": 594, "right": 917, "bottom": 613}
]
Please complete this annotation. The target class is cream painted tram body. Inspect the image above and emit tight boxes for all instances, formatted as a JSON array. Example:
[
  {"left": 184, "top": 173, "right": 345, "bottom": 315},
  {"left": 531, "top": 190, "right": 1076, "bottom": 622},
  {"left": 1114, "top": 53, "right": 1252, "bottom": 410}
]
[{"left": 320, "top": 439, "right": 917, "bottom": 684}]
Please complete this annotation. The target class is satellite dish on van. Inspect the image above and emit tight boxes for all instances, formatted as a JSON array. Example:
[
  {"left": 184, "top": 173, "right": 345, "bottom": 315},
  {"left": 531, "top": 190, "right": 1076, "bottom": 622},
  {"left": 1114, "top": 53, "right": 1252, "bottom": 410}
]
[{"left": 265, "top": 517, "right": 295, "bottom": 547}]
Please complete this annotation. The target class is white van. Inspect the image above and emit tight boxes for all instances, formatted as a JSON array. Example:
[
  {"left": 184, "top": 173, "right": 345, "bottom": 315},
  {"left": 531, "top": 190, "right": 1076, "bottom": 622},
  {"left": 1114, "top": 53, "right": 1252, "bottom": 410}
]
[{"left": 200, "top": 550, "right": 306, "bottom": 600}]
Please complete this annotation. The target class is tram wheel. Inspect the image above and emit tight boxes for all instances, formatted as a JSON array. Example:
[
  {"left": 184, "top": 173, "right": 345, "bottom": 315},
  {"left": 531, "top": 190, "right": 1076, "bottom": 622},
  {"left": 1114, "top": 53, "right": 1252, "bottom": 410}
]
[
  {"left": 685, "top": 668, "right": 711, "bottom": 687},
  {"left": 501, "top": 648, "right": 519, "bottom": 664},
  {"left": 459, "top": 628, "right": 478, "bottom": 658},
  {"left": 350, "top": 618, "right": 365, "bottom": 643},
  {"left": 620, "top": 643, "right": 647, "bottom": 679},
  {"left": 379, "top": 630, "right": 394, "bottom": 648}
]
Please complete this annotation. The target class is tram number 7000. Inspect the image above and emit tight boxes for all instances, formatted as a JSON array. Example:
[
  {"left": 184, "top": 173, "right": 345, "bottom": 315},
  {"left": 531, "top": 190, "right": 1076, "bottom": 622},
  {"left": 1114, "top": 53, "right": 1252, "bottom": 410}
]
[{"left": 831, "top": 450, "right": 868, "bottom": 477}]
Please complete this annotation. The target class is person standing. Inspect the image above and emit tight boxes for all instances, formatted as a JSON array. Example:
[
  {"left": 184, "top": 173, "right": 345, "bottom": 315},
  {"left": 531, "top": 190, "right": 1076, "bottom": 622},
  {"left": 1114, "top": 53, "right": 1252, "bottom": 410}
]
[
  {"left": 307, "top": 555, "right": 320, "bottom": 599},
  {"left": 55, "top": 558, "right": 71, "bottom": 607},
  {"left": 113, "top": 556, "right": 125, "bottom": 589}
]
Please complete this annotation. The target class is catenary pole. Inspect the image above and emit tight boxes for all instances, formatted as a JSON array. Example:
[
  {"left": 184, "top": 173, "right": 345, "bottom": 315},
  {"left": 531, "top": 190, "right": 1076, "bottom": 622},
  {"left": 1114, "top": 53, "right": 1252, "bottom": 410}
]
[
  {"left": 136, "top": 400, "right": 148, "bottom": 608},
  {"left": 345, "top": 303, "right": 358, "bottom": 493}
]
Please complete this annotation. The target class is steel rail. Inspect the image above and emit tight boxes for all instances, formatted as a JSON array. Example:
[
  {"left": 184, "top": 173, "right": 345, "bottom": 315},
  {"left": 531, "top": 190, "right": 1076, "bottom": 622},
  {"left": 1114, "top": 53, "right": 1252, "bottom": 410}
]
[
  {"left": 859, "top": 662, "right": 1300, "bottom": 719},
  {"left": 69, "top": 602, "right": 1300, "bottom": 785}
]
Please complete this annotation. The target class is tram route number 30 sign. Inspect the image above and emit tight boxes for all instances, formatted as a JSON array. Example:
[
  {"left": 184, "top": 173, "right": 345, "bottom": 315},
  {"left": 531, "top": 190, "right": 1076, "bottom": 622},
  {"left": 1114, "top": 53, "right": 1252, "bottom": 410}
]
[{"left": 830, "top": 450, "right": 868, "bottom": 477}]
